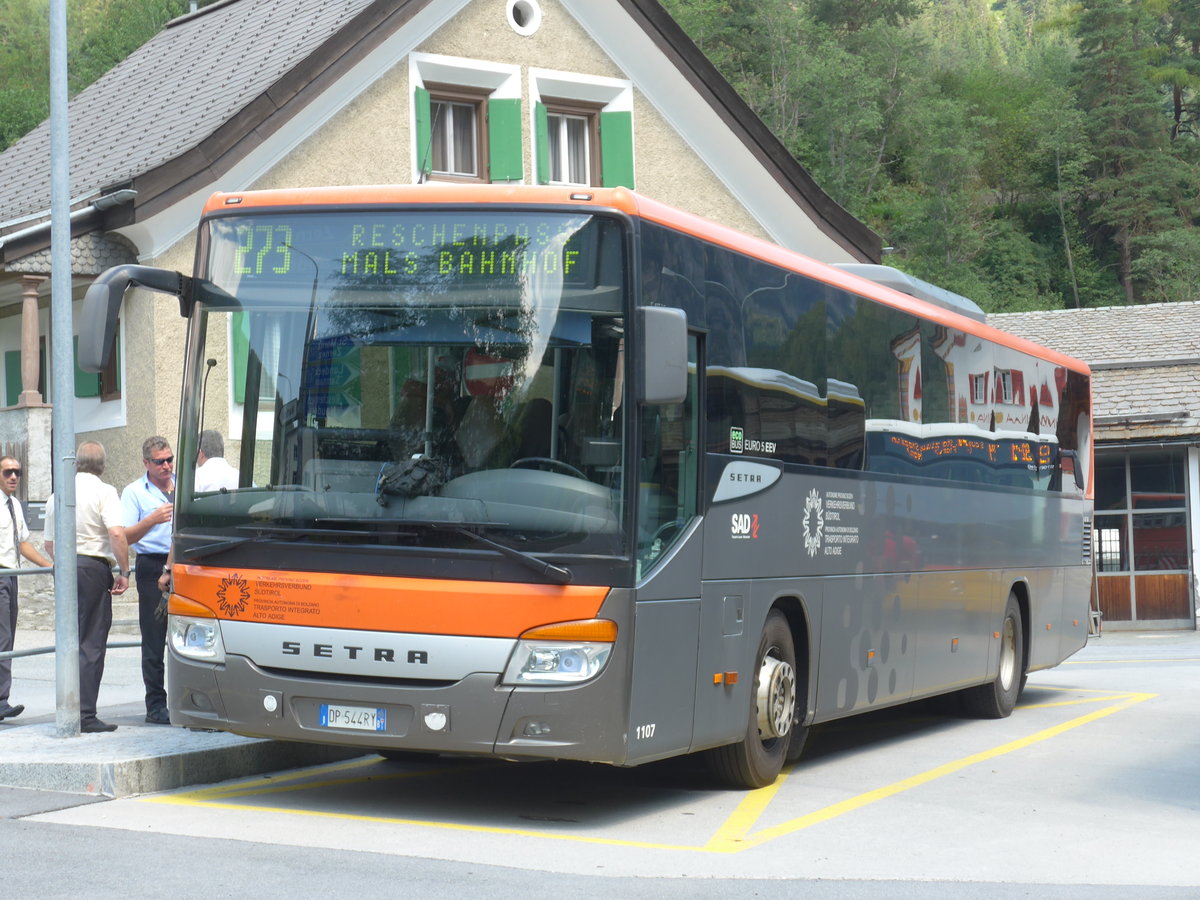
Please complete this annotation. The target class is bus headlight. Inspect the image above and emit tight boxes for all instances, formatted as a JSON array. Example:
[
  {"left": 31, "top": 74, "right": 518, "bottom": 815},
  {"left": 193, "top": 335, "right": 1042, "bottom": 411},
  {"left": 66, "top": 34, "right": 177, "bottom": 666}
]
[
  {"left": 501, "top": 619, "right": 616, "bottom": 686},
  {"left": 169, "top": 615, "right": 226, "bottom": 664}
]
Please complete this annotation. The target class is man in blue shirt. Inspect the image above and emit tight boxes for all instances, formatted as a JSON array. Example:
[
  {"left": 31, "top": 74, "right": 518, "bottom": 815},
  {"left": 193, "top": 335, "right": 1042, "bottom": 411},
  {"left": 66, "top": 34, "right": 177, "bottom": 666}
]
[{"left": 121, "top": 436, "right": 175, "bottom": 725}]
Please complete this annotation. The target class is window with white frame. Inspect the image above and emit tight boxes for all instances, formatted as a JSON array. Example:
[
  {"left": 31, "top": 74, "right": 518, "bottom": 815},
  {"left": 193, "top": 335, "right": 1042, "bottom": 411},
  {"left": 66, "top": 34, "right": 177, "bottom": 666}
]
[
  {"left": 427, "top": 87, "right": 485, "bottom": 180},
  {"left": 411, "top": 55, "right": 523, "bottom": 185},
  {"left": 531, "top": 70, "right": 634, "bottom": 190},
  {"left": 544, "top": 101, "right": 598, "bottom": 185}
]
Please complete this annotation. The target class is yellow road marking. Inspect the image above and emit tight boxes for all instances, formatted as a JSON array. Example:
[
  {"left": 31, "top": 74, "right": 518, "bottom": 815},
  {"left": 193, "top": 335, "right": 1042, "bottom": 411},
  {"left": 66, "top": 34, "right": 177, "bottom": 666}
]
[
  {"left": 704, "top": 690, "right": 1154, "bottom": 852},
  {"left": 142, "top": 687, "right": 1154, "bottom": 855}
]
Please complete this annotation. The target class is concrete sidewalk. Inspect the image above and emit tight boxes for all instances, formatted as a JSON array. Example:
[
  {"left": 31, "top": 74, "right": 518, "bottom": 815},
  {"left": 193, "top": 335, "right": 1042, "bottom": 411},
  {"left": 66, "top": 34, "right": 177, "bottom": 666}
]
[{"left": 0, "top": 627, "right": 360, "bottom": 797}]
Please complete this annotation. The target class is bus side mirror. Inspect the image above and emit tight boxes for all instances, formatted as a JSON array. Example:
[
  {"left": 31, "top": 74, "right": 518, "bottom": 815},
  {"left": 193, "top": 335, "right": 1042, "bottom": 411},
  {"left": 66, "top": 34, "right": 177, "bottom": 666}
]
[
  {"left": 79, "top": 265, "right": 190, "bottom": 372},
  {"left": 636, "top": 306, "right": 687, "bottom": 405}
]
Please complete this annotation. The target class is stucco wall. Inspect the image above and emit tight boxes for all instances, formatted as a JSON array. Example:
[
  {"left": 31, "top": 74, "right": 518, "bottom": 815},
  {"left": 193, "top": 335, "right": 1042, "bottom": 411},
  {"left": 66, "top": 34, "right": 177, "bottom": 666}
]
[{"left": 255, "top": 0, "right": 765, "bottom": 238}]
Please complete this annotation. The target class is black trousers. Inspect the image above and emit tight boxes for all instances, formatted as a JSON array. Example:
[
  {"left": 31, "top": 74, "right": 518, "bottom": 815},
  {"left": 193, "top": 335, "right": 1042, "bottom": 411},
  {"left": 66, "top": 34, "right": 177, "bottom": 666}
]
[
  {"left": 77, "top": 556, "right": 114, "bottom": 722},
  {"left": 135, "top": 552, "right": 169, "bottom": 714}
]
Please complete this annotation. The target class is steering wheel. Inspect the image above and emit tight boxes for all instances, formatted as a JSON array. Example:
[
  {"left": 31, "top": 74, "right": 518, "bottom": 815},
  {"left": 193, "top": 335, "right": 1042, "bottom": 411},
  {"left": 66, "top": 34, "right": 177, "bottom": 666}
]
[
  {"left": 510, "top": 457, "right": 587, "bottom": 480},
  {"left": 650, "top": 519, "right": 686, "bottom": 547}
]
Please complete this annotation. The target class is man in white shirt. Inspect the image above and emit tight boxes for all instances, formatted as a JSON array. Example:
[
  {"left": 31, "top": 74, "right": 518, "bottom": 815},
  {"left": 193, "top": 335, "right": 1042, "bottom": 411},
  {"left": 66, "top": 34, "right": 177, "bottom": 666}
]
[
  {"left": 45, "top": 441, "right": 130, "bottom": 733},
  {"left": 0, "top": 455, "right": 53, "bottom": 722},
  {"left": 194, "top": 430, "right": 239, "bottom": 493}
]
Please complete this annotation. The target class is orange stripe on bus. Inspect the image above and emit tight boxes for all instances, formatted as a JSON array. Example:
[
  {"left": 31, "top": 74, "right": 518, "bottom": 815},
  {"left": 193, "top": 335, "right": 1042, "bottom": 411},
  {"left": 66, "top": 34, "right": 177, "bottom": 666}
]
[{"left": 169, "top": 565, "right": 609, "bottom": 637}]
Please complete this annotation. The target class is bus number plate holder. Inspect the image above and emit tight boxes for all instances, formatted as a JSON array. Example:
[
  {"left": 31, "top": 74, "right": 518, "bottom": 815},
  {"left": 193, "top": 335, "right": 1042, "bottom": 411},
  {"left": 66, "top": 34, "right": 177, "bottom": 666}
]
[{"left": 319, "top": 703, "right": 387, "bottom": 732}]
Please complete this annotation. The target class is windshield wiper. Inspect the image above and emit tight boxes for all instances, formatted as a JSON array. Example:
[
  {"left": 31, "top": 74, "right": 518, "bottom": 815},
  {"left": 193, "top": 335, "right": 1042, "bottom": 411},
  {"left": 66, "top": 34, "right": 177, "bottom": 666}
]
[
  {"left": 179, "top": 520, "right": 573, "bottom": 585},
  {"left": 178, "top": 525, "right": 363, "bottom": 562},
  {"left": 330, "top": 518, "right": 573, "bottom": 584},
  {"left": 448, "top": 525, "right": 573, "bottom": 585}
]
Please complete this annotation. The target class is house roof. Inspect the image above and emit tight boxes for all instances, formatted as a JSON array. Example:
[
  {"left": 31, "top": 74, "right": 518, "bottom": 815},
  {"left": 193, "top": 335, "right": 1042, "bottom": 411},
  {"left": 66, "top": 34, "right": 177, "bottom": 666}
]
[
  {"left": 0, "top": 0, "right": 879, "bottom": 265},
  {"left": 991, "top": 303, "right": 1200, "bottom": 444}
]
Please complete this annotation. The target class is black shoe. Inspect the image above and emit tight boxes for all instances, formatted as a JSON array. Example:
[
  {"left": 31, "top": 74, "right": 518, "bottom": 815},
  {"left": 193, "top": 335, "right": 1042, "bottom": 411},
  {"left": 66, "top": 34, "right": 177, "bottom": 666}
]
[
  {"left": 145, "top": 708, "right": 171, "bottom": 725},
  {"left": 0, "top": 703, "right": 24, "bottom": 720},
  {"left": 80, "top": 719, "right": 118, "bottom": 733}
]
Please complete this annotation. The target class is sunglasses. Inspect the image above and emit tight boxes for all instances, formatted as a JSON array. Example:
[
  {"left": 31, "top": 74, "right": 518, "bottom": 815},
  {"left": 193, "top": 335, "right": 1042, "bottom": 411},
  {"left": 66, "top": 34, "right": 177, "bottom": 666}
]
[
  {"left": 1, "top": 468, "right": 20, "bottom": 478},
  {"left": 146, "top": 456, "right": 174, "bottom": 467}
]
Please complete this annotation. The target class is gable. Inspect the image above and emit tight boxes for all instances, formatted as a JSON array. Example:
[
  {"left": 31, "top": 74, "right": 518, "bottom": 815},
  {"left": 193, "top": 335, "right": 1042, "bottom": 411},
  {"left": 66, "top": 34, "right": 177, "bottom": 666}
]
[{"left": 0, "top": 0, "right": 878, "bottom": 272}]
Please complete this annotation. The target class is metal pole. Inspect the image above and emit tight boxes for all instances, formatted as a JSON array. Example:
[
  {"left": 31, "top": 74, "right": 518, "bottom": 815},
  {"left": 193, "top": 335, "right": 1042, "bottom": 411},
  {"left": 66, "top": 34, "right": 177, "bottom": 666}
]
[{"left": 49, "top": 0, "right": 81, "bottom": 738}]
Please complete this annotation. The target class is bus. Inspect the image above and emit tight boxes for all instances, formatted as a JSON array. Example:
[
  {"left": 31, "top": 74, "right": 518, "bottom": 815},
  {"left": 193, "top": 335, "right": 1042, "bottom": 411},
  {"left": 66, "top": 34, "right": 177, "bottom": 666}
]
[{"left": 81, "top": 185, "right": 1093, "bottom": 788}]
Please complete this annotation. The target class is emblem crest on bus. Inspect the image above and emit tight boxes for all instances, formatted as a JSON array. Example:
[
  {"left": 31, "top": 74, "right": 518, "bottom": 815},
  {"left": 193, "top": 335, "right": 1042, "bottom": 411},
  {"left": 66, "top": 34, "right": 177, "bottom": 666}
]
[
  {"left": 217, "top": 574, "right": 251, "bottom": 617},
  {"left": 729, "top": 426, "right": 744, "bottom": 454},
  {"left": 803, "top": 489, "right": 824, "bottom": 557}
]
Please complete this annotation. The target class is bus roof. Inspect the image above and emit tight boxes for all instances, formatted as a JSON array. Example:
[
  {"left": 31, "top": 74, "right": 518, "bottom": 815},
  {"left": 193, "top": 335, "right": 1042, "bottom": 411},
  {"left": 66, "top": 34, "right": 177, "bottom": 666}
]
[{"left": 201, "top": 184, "right": 1090, "bottom": 376}]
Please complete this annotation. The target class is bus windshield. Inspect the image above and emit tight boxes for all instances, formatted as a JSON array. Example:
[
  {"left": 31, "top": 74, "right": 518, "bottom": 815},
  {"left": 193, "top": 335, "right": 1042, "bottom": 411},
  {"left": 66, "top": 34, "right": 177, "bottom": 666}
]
[{"left": 176, "top": 209, "right": 629, "bottom": 560}]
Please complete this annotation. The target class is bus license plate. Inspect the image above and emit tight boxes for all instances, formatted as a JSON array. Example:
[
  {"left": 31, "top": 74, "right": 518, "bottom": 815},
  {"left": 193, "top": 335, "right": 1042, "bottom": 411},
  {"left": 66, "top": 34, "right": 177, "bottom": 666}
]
[{"left": 319, "top": 703, "right": 386, "bottom": 732}]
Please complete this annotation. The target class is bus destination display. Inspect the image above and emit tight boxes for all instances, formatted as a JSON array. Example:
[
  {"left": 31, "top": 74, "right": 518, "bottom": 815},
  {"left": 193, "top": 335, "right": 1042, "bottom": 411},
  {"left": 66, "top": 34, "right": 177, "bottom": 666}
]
[{"left": 221, "top": 213, "right": 599, "bottom": 287}]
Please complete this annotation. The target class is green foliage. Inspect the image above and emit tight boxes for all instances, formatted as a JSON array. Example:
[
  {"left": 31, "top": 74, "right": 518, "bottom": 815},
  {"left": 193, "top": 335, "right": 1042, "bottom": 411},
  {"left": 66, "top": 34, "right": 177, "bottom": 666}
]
[
  {"left": 664, "top": 0, "right": 1200, "bottom": 311},
  {"left": 0, "top": 0, "right": 194, "bottom": 150}
]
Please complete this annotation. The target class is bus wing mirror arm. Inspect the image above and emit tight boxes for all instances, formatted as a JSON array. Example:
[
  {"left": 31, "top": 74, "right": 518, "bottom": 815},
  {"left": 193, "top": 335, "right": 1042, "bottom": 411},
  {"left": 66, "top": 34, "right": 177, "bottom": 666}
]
[
  {"left": 79, "top": 265, "right": 193, "bottom": 372},
  {"left": 636, "top": 306, "right": 688, "bottom": 405}
]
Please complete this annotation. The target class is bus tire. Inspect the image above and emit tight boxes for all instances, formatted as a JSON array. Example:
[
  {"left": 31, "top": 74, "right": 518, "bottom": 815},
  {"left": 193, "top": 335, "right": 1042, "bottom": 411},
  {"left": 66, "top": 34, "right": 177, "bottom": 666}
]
[
  {"left": 960, "top": 591, "right": 1024, "bottom": 719},
  {"left": 706, "top": 610, "right": 797, "bottom": 788}
]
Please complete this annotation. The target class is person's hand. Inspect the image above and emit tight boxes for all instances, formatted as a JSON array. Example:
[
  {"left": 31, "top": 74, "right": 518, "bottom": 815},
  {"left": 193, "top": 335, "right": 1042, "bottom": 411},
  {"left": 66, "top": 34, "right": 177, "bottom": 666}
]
[
  {"left": 147, "top": 503, "right": 174, "bottom": 526},
  {"left": 157, "top": 570, "right": 170, "bottom": 593},
  {"left": 111, "top": 573, "right": 129, "bottom": 596}
]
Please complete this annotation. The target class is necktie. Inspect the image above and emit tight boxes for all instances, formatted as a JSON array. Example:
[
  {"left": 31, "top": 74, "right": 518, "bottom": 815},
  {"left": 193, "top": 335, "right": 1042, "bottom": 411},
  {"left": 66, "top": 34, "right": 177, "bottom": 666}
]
[{"left": 6, "top": 497, "right": 18, "bottom": 569}]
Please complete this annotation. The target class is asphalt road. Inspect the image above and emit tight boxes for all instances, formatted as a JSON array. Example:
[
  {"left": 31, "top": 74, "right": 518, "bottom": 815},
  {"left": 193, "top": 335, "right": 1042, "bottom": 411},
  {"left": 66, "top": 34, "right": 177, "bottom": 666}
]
[{"left": 2, "top": 628, "right": 1198, "bottom": 898}]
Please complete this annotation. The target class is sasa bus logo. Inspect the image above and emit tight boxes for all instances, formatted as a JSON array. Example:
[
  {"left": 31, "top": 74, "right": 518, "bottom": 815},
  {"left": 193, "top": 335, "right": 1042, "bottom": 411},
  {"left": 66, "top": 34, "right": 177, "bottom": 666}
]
[
  {"left": 802, "top": 489, "right": 824, "bottom": 557},
  {"left": 731, "top": 512, "right": 759, "bottom": 539}
]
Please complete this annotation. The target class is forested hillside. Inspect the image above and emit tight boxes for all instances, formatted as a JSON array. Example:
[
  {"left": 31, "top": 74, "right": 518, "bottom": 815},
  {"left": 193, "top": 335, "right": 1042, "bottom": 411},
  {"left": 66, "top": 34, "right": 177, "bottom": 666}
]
[
  {"left": 662, "top": 0, "right": 1200, "bottom": 311},
  {"left": 2, "top": 0, "right": 1197, "bottom": 312}
]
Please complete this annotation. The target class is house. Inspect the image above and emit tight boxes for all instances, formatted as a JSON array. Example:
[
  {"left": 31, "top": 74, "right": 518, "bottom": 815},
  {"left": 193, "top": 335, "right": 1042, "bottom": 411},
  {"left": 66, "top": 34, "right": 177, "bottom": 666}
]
[
  {"left": 0, "top": 0, "right": 880, "bottom": 507},
  {"left": 992, "top": 303, "right": 1200, "bottom": 631}
]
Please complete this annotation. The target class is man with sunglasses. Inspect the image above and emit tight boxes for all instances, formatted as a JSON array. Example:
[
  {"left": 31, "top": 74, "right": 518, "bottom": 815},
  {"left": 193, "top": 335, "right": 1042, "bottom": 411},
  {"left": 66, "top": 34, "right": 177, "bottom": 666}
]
[
  {"left": 0, "top": 456, "right": 53, "bottom": 721},
  {"left": 121, "top": 436, "right": 175, "bottom": 725}
]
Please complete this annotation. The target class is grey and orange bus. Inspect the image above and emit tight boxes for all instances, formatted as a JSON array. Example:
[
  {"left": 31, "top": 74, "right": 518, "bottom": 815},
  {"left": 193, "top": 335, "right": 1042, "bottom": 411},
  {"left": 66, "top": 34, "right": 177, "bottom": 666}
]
[{"left": 81, "top": 185, "right": 1093, "bottom": 788}]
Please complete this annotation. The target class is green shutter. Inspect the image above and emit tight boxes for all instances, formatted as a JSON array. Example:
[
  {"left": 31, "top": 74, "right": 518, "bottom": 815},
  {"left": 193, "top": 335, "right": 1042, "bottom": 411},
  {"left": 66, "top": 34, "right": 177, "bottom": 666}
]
[
  {"left": 600, "top": 109, "right": 634, "bottom": 189},
  {"left": 414, "top": 86, "right": 433, "bottom": 180},
  {"left": 232, "top": 311, "right": 249, "bottom": 404},
  {"left": 534, "top": 102, "right": 550, "bottom": 184},
  {"left": 73, "top": 336, "right": 100, "bottom": 398},
  {"left": 487, "top": 97, "right": 523, "bottom": 183},
  {"left": 3, "top": 351, "right": 19, "bottom": 407}
]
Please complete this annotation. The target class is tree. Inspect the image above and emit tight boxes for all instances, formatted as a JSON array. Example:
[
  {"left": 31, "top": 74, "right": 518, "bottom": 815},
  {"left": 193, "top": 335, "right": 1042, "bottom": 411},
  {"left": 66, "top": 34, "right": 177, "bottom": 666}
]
[
  {"left": 1073, "top": 0, "right": 1200, "bottom": 302},
  {"left": 0, "top": 0, "right": 196, "bottom": 151}
]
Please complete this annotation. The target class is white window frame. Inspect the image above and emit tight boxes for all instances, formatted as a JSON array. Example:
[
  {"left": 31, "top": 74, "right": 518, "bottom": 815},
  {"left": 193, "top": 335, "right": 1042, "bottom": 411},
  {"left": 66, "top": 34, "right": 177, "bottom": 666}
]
[
  {"left": 530, "top": 69, "right": 632, "bottom": 186},
  {"left": 410, "top": 54, "right": 521, "bottom": 185}
]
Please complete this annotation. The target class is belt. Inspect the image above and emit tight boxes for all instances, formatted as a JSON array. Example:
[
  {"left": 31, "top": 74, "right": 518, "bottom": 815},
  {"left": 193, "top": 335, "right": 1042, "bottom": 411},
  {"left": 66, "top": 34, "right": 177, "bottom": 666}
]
[
  {"left": 79, "top": 555, "right": 111, "bottom": 566},
  {"left": 136, "top": 551, "right": 169, "bottom": 559}
]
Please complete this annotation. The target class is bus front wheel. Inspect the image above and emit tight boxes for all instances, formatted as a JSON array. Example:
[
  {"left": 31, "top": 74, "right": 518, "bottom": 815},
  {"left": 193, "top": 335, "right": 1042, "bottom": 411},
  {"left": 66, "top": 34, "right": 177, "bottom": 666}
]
[
  {"left": 706, "top": 610, "right": 797, "bottom": 789},
  {"left": 960, "top": 591, "right": 1025, "bottom": 718}
]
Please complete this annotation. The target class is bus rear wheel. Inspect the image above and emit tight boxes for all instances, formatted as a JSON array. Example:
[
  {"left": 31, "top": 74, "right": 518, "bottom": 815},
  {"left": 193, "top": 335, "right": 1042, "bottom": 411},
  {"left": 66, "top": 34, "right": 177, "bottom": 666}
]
[
  {"left": 960, "top": 591, "right": 1024, "bottom": 718},
  {"left": 706, "top": 610, "right": 797, "bottom": 789}
]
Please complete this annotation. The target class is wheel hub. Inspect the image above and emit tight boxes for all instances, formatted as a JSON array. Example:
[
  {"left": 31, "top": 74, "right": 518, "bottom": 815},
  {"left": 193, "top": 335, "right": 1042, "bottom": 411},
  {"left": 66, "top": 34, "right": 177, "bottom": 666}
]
[{"left": 756, "top": 653, "right": 796, "bottom": 740}]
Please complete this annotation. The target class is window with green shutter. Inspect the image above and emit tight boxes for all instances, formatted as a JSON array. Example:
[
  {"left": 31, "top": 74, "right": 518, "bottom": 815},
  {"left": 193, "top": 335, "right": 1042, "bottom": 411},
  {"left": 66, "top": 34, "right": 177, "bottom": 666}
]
[
  {"left": 535, "top": 99, "right": 634, "bottom": 189},
  {"left": 414, "top": 84, "right": 523, "bottom": 184}
]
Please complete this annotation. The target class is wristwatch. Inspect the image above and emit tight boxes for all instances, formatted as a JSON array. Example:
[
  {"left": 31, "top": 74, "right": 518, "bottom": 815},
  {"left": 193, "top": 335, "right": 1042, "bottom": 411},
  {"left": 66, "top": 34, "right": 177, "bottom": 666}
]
[{"left": 119, "top": 569, "right": 131, "bottom": 577}]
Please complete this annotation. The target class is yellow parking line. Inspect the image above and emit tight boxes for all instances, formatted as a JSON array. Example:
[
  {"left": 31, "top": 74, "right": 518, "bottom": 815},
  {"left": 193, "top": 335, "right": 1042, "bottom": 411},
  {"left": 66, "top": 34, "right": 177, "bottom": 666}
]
[
  {"left": 142, "top": 688, "right": 1154, "bottom": 855},
  {"left": 704, "top": 690, "right": 1154, "bottom": 853}
]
